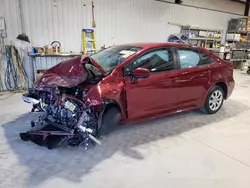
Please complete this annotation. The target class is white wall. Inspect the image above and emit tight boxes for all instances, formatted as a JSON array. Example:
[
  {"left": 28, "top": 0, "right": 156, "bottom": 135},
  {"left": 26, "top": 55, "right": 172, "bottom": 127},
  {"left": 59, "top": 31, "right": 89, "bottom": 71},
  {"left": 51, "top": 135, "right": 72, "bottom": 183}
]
[
  {"left": 0, "top": 0, "right": 23, "bottom": 42},
  {"left": 0, "top": 0, "right": 245, "bottom": 52},
  {"left": 0, "top": 0, "right": 246, "bottom": 88}
]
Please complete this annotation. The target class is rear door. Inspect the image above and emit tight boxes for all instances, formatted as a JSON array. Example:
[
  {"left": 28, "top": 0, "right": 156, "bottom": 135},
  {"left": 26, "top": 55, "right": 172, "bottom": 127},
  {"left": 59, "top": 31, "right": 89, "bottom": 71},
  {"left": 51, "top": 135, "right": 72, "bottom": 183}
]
[
  {"left": 174, "top": 47, "right": 213, "bottom": 109},
  {"left": 123, "top": 47, "right": 180, "bottom": 120}
]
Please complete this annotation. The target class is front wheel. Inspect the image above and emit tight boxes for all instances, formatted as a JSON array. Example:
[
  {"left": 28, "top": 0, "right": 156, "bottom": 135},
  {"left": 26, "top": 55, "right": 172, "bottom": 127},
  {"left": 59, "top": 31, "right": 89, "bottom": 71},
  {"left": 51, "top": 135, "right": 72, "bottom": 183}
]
[
  {"left": 200, "top": 85, "right": 224, "bottom": 114},
  {"left": 99, "top": 107, "right": 121, "bottom": 135}
]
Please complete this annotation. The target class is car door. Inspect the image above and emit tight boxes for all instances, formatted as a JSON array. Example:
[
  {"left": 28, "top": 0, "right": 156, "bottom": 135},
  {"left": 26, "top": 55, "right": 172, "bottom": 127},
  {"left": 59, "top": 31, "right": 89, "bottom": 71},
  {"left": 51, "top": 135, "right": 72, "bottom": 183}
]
[
  {"left": 174, "top": 47, "right": 212, "bottom": 109},
  {"left": 123, "top": 48, "right": 180, "bottom": 120}
]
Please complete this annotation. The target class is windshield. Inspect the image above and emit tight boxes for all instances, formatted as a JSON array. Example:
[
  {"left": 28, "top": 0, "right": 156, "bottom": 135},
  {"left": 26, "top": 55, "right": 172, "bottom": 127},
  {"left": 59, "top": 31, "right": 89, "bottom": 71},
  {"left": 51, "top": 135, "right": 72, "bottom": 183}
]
[{"left": 91, "top": 45, "right": 142, "bottom": 73}]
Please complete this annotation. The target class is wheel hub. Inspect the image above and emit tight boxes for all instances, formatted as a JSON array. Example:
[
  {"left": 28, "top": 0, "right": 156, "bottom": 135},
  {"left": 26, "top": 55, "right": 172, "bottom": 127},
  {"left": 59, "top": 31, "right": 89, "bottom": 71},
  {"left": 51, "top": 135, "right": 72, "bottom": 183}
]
[{"left": 209, "top": 90, "right": 223, "bottom": 111}]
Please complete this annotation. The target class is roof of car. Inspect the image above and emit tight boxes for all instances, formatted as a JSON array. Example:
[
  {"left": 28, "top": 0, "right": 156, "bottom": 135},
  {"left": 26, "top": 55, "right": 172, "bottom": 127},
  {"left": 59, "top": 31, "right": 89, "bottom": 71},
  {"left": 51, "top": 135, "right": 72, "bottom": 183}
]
[{"left": 124, "top": 42, "right": 192, "bottom": 49}]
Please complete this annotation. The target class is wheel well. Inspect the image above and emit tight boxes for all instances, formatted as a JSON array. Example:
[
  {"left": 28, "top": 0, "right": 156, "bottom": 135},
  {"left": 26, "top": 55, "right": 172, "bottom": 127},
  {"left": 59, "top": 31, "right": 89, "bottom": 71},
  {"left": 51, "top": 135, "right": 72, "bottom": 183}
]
[
  {"left": 102, "top": 99, "right": 121, "bottom": 115},
  {"left": 97, "top": 99, "right": 121, "bottom": 131},
  {"left": 215, "top": 82, "right": 227, "bottom": 99},
  {"left": 106, "top": 101, "right": 121, "bottom": 112}
]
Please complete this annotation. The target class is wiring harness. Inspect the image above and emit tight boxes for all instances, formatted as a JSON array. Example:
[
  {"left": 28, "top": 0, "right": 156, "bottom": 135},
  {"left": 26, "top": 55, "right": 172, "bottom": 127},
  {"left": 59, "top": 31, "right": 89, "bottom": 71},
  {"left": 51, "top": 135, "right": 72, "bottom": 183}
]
[{"left": 4, "top": 45, "right": 28, "bottom": 91}]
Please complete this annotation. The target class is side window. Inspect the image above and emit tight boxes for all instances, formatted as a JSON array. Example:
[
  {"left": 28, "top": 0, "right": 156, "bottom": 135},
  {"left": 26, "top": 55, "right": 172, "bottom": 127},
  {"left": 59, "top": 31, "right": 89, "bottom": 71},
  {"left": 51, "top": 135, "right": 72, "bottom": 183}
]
[
  {"left": 177, "top": 49, "right": 200, "bottom": 69},
  {"left": 132, "top": 49, "right": 174, "bottom": 73},
  {"left": 199, "top": 51, "right": 215, "bottom": 65}
]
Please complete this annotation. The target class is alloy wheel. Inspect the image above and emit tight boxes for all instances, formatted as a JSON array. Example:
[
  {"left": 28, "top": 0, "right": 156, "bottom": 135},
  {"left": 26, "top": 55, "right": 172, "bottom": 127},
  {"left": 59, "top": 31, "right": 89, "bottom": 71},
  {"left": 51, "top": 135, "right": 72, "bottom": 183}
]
[{"left": 209, "top": 90, "right": 223, "bottom": 111}]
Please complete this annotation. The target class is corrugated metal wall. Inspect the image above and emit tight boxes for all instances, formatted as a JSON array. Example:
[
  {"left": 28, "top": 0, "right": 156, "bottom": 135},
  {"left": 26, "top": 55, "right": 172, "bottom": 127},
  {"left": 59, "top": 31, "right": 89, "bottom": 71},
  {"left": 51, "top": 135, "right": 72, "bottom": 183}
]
[
  {"left": 0, "top": 0, "right": 23, "bottom": 90},
  {"left": 20, "top": 0, "right": 244, "bottom": 51},
  {"left": 1, "top": 0, "right": 244, "bottom": 51},
  {"left": 0, "top": 0, "right": 245, "bottom": 89},
  {"left": 0, "top": 0, "right": 23, "bottom": 42}
]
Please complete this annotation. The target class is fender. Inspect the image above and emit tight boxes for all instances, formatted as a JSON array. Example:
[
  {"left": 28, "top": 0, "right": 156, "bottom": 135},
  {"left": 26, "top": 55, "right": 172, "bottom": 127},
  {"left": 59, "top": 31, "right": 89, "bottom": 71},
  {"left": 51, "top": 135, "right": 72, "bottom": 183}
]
[{"left": 202, "top": 80, "right": 228, "bottom": 107}]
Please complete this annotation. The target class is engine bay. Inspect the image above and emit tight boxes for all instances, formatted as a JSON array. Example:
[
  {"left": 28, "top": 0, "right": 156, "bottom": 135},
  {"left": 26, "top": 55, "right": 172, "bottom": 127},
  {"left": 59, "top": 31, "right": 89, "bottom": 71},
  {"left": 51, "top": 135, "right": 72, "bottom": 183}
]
[
  {"left": 20, "top": 56, "right": 119, "bottom": 149},
  {"left": 21, "top": 79, "right": 103, "bottom": 149}
]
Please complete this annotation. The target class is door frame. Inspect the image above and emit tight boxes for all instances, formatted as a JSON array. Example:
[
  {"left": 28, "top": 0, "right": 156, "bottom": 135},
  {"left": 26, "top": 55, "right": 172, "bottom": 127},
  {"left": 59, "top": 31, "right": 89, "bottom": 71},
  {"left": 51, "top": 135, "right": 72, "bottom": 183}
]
[
  {"left": 173, "top": 46, "right": 202, "bottom": 70},
  {"left": 121, "top": 46, "right": 180, "bottom": 121},
  {"left": 123, "top": 47, "right": 179, "bottom": 77},
  {"left": 173, "top": 46, "right": 216, "bottom": 70},
  {"left": 173, "top": 46, "right": 213, "bottom": 109}
]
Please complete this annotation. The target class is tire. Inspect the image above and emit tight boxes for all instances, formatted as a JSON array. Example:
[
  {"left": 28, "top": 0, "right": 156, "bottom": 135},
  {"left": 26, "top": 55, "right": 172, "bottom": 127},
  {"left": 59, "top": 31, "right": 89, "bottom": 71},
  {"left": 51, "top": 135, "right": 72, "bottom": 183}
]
[
  {"left": 200, "top": 85, "right": 224, "bottom": 114},
  {"left": 99, "top": 107, "right": 121, "bottom": 135},
  {"left": 247, "top": 69, "right": 250, "bottom": 75}
]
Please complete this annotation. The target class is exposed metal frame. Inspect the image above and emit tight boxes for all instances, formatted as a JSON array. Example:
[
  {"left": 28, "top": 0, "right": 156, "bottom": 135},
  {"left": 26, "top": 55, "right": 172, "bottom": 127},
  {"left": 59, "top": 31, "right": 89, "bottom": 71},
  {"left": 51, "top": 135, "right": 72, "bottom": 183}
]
[
  {"left": 155, "top": 0, "right": 247, "bottom": 16},
  {"left": 244, "top": 0, "right": 250, "bottom": 16},
  {"left": 231, "top": 0, "right": 250, "bottom": 5}
]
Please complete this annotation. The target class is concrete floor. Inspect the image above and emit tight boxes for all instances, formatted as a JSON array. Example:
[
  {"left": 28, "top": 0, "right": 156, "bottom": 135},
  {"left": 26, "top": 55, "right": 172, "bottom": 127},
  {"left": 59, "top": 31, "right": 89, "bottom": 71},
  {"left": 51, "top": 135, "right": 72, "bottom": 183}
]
[{"left": 1, "top": 70, "right": 250, "bottom": 188}]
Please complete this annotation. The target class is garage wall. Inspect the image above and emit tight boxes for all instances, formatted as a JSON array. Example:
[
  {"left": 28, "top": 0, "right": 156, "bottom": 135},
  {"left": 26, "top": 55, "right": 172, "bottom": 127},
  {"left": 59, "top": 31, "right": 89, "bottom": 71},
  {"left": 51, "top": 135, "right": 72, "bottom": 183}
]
[
  {"left": 0, "top": 0, "right": 246, "bottom": 89},
  {"left": 0, "top": 0, "right": 246, "bottom": 52},
  {"left": 0, "top": 0, "right": 23, "bottom": 43}
]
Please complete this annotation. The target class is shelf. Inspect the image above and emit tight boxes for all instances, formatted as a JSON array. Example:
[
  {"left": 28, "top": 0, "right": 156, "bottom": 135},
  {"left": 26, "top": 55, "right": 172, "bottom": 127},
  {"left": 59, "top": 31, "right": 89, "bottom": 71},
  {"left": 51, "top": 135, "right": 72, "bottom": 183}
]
[
  {"left": 28, "top": 53, "right": 81, "bottom": 57},
  {"left": 230, "top": 59, "right": 247, "bottom": 61},
  {"left": 189, "top": 37, "right": 221, "bottom": 41},
  {"left": 181, "top": 26, "right": 222, "bottom": 32},
  {"left": 232, "top": 48, "right": 248, "bottom": 51},
  {"left": 206, "top": 48, "right": 220, "bottom": 51},
  {"left": 227, "top": 31, "right": 248, "bottom": 34},
  {"left": 226, "top": 40, "right": 240, "bottom": 42}
]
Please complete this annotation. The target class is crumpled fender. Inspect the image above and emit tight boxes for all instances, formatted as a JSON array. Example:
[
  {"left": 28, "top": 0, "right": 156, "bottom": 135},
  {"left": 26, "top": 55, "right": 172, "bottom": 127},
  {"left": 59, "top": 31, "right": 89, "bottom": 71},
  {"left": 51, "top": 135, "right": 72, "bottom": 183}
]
[{"left": 86, "top": 75, "right": 126, "bottom": 120}]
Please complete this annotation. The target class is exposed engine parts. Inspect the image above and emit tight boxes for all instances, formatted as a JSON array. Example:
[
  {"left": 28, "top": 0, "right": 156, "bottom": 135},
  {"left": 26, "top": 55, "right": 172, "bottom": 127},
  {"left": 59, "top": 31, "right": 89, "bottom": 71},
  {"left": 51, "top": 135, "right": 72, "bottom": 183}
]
[
  {"left": 20, "top": 56, "right": 123, "bottom": 149},
  {"left": 20, "top": 87, "right": 102, "bottom": 149}
]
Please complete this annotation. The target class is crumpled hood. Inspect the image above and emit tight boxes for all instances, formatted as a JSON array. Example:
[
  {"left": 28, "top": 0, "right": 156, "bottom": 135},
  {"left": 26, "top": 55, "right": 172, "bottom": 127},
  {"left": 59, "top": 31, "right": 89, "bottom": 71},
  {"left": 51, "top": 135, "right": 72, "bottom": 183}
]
[{"left": 35, "top": 56, "right": 105, "bottom": 89}]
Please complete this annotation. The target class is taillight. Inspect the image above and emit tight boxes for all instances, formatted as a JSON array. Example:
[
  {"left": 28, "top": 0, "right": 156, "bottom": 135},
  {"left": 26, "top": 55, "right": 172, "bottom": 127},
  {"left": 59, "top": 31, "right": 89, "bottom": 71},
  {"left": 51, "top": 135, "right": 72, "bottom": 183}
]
[
  {"left": 229, "top": 64, "right": 234, "bottom": 71},
  {"left": 228, "top": 62, "right": 234, "bottom": 76}
]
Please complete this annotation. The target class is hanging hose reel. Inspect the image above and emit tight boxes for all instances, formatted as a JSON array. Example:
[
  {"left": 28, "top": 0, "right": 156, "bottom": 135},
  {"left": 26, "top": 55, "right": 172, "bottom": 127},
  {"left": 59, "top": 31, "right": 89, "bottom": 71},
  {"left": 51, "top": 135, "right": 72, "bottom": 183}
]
[{"left": 4, "top": 45, "right": 27, "bottom": 91}]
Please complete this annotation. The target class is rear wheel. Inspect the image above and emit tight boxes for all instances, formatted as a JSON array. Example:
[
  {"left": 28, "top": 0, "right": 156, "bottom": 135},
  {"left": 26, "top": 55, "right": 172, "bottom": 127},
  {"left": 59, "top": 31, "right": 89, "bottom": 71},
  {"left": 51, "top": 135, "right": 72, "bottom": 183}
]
[
  {"left": 200, "top": 85, "right": 224, "bottom": 114},
  {"left": 99, "top": 107, "right": 121, "bottom": 135}
]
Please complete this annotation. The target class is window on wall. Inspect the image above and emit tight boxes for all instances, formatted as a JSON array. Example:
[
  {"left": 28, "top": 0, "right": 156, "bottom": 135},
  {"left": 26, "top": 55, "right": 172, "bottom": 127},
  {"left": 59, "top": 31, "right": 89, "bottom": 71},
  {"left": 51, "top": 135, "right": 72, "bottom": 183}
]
[
  {"left": 132, "top": 49, "right": 174, "bottom": 73},
  {"left": 178, "top": 49, "right": 200, "bottom": 69}
]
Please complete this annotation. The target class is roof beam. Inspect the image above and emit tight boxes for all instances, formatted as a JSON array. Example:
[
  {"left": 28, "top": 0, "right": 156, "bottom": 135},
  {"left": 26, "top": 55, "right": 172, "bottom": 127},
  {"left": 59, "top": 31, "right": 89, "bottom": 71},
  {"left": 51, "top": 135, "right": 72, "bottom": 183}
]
[{"left": 231, "top": 0, "right": 250, "bottom": 5}]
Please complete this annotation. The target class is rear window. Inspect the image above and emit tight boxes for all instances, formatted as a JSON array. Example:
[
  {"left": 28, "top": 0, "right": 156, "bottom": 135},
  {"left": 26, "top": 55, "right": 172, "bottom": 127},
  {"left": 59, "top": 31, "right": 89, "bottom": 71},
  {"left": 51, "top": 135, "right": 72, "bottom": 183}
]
[{"left": 199, "top": 51, "right": 215, "bottom": 65}]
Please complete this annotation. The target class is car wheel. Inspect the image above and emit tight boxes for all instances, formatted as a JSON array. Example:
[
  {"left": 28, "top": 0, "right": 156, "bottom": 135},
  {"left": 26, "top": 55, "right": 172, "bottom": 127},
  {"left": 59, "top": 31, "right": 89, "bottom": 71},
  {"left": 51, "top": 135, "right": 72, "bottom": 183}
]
[
  {"left": 99, "top": 107, "right": 121, "bottom": 135},
  {"left": 200, "top": 85, "right": 224, "bottom": 114},
  {"left": 247, "top": 69, "right": 250, "bottom": 75}
]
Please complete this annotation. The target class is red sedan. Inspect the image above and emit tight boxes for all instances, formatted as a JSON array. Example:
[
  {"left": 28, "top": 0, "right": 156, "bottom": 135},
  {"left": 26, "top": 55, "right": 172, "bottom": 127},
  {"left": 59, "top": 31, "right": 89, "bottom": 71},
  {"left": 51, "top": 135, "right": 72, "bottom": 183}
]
[{"left": 21, "top": 43, "right": 235, "bottom": 149}]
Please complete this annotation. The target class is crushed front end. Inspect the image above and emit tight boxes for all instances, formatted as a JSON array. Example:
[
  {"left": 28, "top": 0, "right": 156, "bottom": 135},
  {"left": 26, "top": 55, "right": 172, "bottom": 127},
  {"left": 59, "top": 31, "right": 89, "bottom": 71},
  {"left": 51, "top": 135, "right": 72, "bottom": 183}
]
[
  {"left": 20, "top": 56, "right": 105, "bottom": 149},
  {"left": 21, "top": 87, "right": 102, "bottom": 149}
]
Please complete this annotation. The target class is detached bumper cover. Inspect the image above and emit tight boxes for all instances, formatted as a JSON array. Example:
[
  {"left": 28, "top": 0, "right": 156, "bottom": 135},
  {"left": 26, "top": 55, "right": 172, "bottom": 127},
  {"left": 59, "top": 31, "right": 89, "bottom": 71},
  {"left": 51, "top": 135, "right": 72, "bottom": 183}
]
[
  {"left": 22, "top": 94, "right": 40, "bottom": 104},
  {"left": 20, "top": 126, "right": 72, "bottom": 149}
]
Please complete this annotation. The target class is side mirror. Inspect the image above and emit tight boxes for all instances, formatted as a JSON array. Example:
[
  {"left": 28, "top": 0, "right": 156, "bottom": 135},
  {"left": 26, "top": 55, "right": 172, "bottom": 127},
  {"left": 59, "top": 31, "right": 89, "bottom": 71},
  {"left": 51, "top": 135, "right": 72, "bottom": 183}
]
[{"left": 132, "top": 68, "right": 150, "bottom": 79}]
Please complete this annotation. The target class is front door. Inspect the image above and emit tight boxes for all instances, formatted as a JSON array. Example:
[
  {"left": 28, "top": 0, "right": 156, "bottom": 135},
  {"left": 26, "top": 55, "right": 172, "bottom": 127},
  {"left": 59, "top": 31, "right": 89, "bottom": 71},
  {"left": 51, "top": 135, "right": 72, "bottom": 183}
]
[{"left": 123, "top": 48, "right": 179, "bottom": 121}]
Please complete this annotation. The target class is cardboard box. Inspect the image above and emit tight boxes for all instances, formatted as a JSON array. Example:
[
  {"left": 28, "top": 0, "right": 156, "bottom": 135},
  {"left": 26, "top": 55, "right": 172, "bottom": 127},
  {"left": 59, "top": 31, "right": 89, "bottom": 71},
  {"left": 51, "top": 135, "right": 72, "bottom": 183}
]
[
  {"left": 247, "top": 18, "right": 250, "bottom": 32},
  {"left": 226, "top": 33, "right": 241, "bottom": 41},
  {"left": 45, "top": 45, "right": 54, "bottom": 54}
]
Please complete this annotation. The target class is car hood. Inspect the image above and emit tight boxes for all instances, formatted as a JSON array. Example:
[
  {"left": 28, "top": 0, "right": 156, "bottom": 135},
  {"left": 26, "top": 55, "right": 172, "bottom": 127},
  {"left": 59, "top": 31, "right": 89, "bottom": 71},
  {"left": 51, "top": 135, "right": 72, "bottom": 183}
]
[{"left": 35, "top": 56, "right": 105, "bottom": 89}]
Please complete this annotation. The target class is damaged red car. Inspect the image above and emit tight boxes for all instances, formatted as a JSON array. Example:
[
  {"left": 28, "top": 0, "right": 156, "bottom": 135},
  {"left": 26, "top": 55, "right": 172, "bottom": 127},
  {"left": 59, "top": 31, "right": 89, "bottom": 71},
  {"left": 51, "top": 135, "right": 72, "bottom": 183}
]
[{"left": 20, "top": 43, "right": 235, "bottom": 149}]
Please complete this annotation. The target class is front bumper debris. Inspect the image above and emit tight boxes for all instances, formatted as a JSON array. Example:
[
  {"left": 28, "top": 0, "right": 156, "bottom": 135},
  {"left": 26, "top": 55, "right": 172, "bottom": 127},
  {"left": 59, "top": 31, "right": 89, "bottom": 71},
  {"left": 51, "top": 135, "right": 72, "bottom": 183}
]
[{"left": 20, "top": 117, "right": 101, "bottom": 149}]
